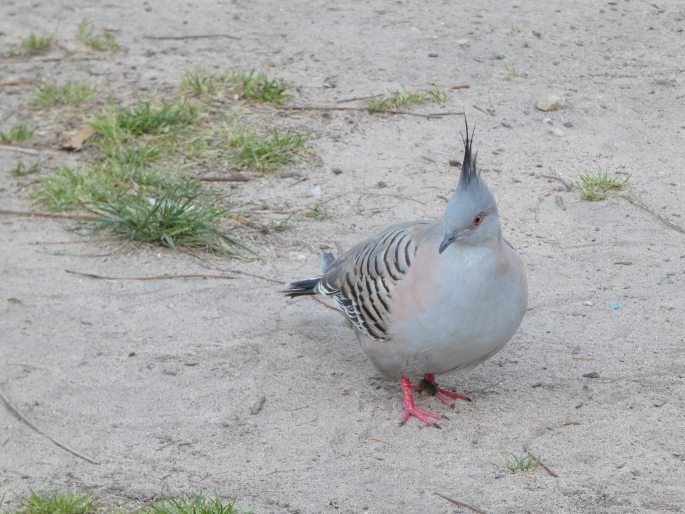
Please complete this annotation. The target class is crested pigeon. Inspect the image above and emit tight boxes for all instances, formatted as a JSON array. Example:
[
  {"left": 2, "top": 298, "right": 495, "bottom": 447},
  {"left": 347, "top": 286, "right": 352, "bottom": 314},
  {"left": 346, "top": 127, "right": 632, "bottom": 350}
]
[{"left": 284, "top": 121, "right": 528, "bottom": 427}]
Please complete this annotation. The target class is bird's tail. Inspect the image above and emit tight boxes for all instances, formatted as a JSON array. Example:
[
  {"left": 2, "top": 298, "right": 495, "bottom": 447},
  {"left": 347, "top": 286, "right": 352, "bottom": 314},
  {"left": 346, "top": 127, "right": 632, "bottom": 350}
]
[
  {"left": 282, "top": 277, "right": 321, "bottom": 298},
  {"left": 282, "top": 251, "right": 337, "bottom": 298}
]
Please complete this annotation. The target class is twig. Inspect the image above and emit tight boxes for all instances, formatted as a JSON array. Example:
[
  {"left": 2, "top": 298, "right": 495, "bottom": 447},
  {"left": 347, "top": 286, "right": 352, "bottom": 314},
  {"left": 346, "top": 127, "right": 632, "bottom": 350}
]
[
  {"left": 143, "top": 34, "right": 240, "bottom": 41},
  {"left": 621, "top": 193, "right": 685, "bottom": 235},
  {"left": 0, "top": 144, "right": 42, "bottom": 156},
  {"left": 467, "top": 378, "right": 506, "bottom": 395},
  {"left": 0, "top": 78, "right": 33, "bottom": 86},
  {"left": 0, "top": 387, "right": 100, "bottom": 465},
  {"left": 2, "top": 56, "right": 103, "bottom": 64},
  {"left": 278, "top": 104, "right": 464, "bottom": 119},
  {"left": 336, "top": 94, "right": 380, "bottom": 104},
  {"left": 451, "top": 83, "right": 471, "bottom": 90},
  {"left": 65, "top": 269, "right": 236, "bottom": 281},
  {"left": 524, "top": 448, "right": 559, "bottom": 477},
  {"left": 200, "top": 174, "right": 250, "bottom": 183},
  {"left": 0, "top": 209, "right": 96, "bottom": 219},
  {"left": 540, "top": 173, "right": 573, "bottom": 191},
  {"left": 434, "top": 492, "right": 488, "bottom": 514}
]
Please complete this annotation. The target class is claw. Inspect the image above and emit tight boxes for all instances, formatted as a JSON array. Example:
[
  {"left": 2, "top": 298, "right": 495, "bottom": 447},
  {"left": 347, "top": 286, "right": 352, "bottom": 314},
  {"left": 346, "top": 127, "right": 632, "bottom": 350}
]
[{"left": 400, "top": 377, "right": 443, "bottom": 427}]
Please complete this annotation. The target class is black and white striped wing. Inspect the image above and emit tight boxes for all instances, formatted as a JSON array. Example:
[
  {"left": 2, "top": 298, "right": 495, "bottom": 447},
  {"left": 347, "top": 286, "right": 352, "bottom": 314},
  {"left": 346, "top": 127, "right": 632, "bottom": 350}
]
[{"left": 316, "top": 222, "right": 429, "bottom": 340}]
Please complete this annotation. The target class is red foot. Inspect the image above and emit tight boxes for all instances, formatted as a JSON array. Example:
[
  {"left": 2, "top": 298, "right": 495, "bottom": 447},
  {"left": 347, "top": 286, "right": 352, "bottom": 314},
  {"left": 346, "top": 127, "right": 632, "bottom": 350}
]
[
  {"left": 421, "top": 374, "right": 471, "bottom": 405},
  {"left": 400, "top": 377, "right": 443, "bottom": 428}
]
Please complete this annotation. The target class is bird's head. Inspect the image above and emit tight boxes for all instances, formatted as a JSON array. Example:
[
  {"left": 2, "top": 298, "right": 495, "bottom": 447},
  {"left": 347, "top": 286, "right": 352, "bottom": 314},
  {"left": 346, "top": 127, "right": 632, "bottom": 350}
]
[{"left": 439, "top": 120, "right": 501, "bottom": 254}]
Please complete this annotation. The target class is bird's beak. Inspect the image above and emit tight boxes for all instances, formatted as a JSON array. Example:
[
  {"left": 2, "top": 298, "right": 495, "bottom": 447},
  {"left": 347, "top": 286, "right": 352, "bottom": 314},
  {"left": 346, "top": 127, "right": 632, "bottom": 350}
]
[{"left": 439, "top": 233, "right": 457, "bottom": 254}]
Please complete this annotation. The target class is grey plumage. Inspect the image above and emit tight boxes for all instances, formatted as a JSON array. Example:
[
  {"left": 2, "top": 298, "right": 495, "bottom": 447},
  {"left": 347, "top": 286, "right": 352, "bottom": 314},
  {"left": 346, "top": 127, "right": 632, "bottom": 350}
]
[{"left": 283, "top": 120, "right": 528, "bottom": 425}]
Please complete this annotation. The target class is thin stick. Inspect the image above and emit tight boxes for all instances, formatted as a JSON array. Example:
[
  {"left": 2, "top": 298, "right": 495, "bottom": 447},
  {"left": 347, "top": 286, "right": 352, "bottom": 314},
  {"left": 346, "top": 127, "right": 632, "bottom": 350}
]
[
  {"left": 0, "top": 387, "right": 100, "bottom": 465},
  {"left": 621, "top": 193, "right": 685, "bottom": 235},
  {"left": 467, "top": 378, "right": 506, "bottom": 395},
  {"left": 540, "top": 173, "right": 573, "bottom": 191},
  {"left": 143, "top": 34, "right": 240, "bottom": 41},
  {"left": 434, "top": 492, "right": 488, "bottom": 514},
  {"left": 278, "top": 104, "right": 464, "bottom": 119},
  {"left": 0, "top": 209, "right": 96, "bottom": 219},
  {"left": 0, "top": 144, "right": 42, "bottom": 156},
  {"left": 200, "top": 174, "right": 250, "bottom": 182},
  {"left": 451, "top": 83, "right": 471, "bottom": 90},
  {"left": 65, "top": 269, "right": 236, "bottom": 281},
  {"left": 336, "top": 94, "right": 380, "bottom": 104},
  {"left": 0, "top": 79, "right": 33, "bottom": 86},
  {"left": 525, "top": 448, "right": 559, "bottom": 477}
]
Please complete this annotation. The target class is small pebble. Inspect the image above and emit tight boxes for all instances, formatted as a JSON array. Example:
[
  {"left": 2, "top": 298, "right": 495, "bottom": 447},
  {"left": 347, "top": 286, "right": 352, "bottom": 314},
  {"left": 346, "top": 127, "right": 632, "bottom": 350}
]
[
  {"left": 428, "top": 52, "right": 438, "bottom": 58},
  {"left": 184, "top": 361, "right": 199, "bottom": 367},
  {"left": 332, "top": 168, "right": 343, "bottom": 175},
  {"left": 563, "top": 121, "right": 573, "bottom": 128},
  {"left": 543, "top": 117, "right": 553, "bottom": 124},
  {"left": 250, "top": 395, "right": 266, "bottom": 415},
  {"left": 501, "top": 121, "right": 512, "bottom": 128},
  {"left": 535, "top": 95, "right": 566, "bottom": 112},
  {"left": 583, "top": 371, "right": 600, "bottom": 379},
  {"left": 582, "top": 300, "right": 594, "bottom": 306},
  {"left": 162, "top": 369, "right": 177, "bottom": 376},
  {"left": 532, "top": 382, "right": 542, "bottom": 388},
  {"left": 128, "top": 352, "right": 136, "bottom": 357},
  {"left": 551, "top": 128, "right": 564, "bottom": 137}
]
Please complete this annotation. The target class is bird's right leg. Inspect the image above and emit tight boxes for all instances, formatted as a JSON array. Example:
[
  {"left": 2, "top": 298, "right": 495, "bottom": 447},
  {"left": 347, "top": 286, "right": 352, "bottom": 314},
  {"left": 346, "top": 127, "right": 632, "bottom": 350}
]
[{"left": 400, "top": 377, "right": 443, "bottom": 428}]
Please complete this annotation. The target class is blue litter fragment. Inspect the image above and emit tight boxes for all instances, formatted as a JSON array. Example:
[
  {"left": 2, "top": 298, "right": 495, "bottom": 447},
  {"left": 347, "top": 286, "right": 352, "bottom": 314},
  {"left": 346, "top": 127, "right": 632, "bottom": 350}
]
[{"left": 610, "top": 303, "right": 620, "bottom": 310}]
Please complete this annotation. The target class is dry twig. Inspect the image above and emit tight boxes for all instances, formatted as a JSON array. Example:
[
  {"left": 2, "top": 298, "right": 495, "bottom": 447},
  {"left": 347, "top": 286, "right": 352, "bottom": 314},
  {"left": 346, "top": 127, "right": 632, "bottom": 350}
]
[
  {"left": 524, "top": 448, "right": 559, "bottom": 477},
  {"left": 434, "top": 492, "right": 488, "bottom": 514},
  {"left": 279, "top": 104, "right": 464, "bottom": 119},
  {"left": 0, "top": 387, "right": 100, "bottom": 464},
  {"left": 143, "top": 34, "right": 240, "bottom": 41},
  {"left": 621, "top": 193, "right": 685, "bottom": 235},
  {"left": 65, "top": 269, "right": 236, "bottom": 281},
  {"left": 200, "top": 174, "right": 250, "bottom": 183}
]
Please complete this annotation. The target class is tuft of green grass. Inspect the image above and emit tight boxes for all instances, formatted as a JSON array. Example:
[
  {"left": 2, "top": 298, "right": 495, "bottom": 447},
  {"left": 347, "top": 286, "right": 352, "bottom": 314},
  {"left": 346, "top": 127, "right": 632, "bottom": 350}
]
[
  {"left": 34, "top": 81, "right": 96, "bottom": 106},
  {"left": 227, "top": 69, "right": 289, "bottom": 104},
  {"left": 306, "top": 202, "right": 328, "bottom": 221},
  {"left": 0, "top": 122, "right": 35, "bottom": 144},
  {"left": 146, "top": 494, "right": 245, "bottom": 514},
  {"left": 503, "top": 453, "right": 540, "bottom": 474},
  {"left": 367, "top": 87, "right": 447, "bottom": 114},
  {"left": 97, "top": 98, "right": 199, "bottom": 136},
  {"left": 224, "top": 120, "right": 306, "bottom": 173},
  {"left": 10, "top": 160, "right": 41, "bottom": 176},
  {"left": 87, "top": 180, "right": 245, "bottom": 256},
  {"left": 16, "top": 491, "right": 98, "bottom": 514},
  {"left": 30, "top": 163, "right": 170, "bottom": 211},
  {"left": 14, "top": 33, "right": 54, "bottom": 56},
  {"left": 77, "top": 20, "right": 118, "bottom": 51},
  {"left": 575, "top": 169, "right": 629, "bottom": 201},
  {"left": 181, "top": 68, "right": 222, "bottom": 97},
  {"left": 503, "top": 64, "right": 519, "bottom": 80}
]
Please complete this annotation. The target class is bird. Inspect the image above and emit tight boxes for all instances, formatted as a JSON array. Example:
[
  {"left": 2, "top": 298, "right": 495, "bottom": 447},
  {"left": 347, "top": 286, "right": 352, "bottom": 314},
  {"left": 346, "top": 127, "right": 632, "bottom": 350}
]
[{"left": 283, "top": 120, "right": 528, "bottom": 427}]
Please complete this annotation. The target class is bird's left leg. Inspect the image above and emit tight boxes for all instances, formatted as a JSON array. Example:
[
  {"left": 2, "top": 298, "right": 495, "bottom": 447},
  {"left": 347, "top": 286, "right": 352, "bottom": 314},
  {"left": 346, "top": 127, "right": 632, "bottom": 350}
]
[{"left": 417, "top": 374, "right": 471, "bottom": 405}]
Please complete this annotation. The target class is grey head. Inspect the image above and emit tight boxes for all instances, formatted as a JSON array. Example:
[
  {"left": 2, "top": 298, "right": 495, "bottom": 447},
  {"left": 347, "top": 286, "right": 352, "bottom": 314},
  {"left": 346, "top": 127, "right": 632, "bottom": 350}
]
[{"left": 439, "top": 120, "right": 501, "bottom": 254}]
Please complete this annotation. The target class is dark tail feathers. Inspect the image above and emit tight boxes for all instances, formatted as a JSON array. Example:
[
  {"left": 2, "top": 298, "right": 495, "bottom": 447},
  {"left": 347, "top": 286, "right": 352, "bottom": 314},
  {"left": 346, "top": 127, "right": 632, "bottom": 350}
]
[{"left": 282, "top": 277, "right": 320, "bottom": 298}]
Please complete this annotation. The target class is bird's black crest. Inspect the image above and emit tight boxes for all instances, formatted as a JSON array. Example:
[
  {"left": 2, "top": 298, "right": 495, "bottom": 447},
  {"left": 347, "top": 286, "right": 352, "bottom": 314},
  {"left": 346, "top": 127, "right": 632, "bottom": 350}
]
[{"left": 459, "top": 118, "right": 478, "bottom": 186}]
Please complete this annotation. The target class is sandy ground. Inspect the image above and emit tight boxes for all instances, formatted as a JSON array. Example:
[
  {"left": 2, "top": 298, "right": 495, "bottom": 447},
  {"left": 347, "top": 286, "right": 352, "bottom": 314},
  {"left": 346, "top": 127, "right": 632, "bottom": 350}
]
[{"left": 1, "top": 1, "right": 684, "bottom": 513}]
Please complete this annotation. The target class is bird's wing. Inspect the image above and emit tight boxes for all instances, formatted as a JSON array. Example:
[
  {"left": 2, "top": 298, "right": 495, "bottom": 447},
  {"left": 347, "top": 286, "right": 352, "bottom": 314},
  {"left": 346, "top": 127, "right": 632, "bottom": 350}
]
[{"left": 317, "top": 221, "right": 434, "bottom": 340}]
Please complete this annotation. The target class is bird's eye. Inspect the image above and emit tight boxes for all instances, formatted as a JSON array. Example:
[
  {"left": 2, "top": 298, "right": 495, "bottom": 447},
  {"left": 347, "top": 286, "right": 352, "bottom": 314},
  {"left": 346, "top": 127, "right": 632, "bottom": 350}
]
[{"left": 473, "top": 215, "right": 483, "bottom": 226}]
